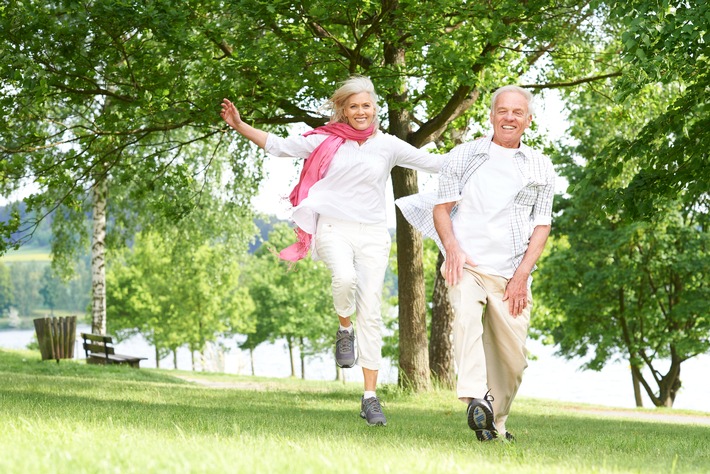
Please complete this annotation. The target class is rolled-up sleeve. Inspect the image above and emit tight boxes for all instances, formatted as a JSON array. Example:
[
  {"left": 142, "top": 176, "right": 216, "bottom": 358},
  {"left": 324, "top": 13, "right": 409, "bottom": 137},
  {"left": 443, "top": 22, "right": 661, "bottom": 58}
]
[
  {"left": 437, "top": 156, "right": 465, "bottom": 204},
  {"left": 532, "top": 160, "right": 556, "bottom": 227}
]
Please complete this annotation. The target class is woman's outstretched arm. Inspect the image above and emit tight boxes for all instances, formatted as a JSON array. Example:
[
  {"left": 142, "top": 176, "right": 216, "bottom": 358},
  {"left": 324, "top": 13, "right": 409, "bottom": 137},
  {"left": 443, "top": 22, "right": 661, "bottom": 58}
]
[{"left": 220, "top": 98, "right": 268, "bottom": 149}]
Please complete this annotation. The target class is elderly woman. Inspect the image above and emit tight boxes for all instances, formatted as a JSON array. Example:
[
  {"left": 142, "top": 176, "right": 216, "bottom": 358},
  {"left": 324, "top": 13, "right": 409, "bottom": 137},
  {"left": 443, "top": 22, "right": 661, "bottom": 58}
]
[{"left": 220, "top": 76, "right": 443, "bottom": 426}]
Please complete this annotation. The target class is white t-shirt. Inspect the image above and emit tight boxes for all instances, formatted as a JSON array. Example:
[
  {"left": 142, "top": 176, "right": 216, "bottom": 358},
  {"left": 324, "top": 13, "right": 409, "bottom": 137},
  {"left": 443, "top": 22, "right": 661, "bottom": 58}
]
[
  {"left": 453, "top": 142, "right": 523, "bottom": 278},
  {"left": 265, "top": 130, "right": 443, "bottom": 233}
]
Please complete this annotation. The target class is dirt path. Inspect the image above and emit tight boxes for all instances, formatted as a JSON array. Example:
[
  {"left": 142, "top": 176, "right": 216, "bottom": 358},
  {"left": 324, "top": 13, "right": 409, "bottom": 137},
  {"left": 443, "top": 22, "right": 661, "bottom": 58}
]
[{"left": 566, "top": 406, "right": 710, "bottom": 426}]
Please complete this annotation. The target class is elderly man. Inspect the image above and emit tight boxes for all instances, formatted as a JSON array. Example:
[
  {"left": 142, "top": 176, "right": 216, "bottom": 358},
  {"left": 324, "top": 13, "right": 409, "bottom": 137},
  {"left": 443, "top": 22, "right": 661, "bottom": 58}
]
[{"left": 397, "top": 85, "right": 556, "bottom": 441}]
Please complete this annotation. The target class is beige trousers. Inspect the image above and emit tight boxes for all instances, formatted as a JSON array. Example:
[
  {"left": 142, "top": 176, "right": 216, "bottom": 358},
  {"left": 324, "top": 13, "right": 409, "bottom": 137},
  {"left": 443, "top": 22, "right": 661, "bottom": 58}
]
[{"left": 448, "top": 266, "right": 531, "bottom": 433}]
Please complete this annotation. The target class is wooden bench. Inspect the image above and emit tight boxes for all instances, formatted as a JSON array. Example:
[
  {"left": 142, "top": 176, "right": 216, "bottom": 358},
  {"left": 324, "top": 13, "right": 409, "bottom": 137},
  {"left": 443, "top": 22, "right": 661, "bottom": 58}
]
[{"left": 81, "top": 333, "right": 147, "bottom": 368}]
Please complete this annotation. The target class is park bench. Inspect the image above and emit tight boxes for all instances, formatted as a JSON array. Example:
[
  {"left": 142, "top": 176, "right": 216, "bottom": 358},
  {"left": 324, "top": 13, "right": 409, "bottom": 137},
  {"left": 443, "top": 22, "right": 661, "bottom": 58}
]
[{"left": 81, "top": 333, "right": 147, "bottom": 368}]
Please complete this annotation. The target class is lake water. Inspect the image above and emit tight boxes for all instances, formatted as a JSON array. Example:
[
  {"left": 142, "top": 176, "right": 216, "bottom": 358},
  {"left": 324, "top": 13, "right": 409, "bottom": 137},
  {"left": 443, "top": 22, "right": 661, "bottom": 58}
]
[{"left": 2, "top": 326, "right": 707, "bottom": 413}]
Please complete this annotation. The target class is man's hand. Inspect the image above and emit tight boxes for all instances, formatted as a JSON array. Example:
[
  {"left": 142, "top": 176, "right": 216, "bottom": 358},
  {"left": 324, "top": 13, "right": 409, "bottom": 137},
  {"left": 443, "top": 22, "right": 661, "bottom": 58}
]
[
  {"left": 503, "top": 271, "right": 528, "bottom": 317},
  {"left": 442, "top": 244, "right": 477, "bottom": 286},
  {"left": 433, "top": 201, "right": 477, "bottom": 286}
]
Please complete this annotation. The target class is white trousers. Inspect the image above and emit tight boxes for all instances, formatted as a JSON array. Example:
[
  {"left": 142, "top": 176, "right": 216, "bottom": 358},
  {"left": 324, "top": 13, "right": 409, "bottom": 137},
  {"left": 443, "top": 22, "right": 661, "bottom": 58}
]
[
  {"left": 448, "top": 266, "right": 531, "bottom": 434},
  {"left": 315, "top": 216, "right": 391, "bottom": 371}
]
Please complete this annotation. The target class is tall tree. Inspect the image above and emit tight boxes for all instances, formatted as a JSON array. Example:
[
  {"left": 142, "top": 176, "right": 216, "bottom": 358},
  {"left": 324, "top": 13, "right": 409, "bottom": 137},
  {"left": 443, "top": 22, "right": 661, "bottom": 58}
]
[
  {"left": 533, "top": 61, "right": 710, "bottom": 407},
  {"left": 0, "top": 1, "right": 261, "bottom": 333},
  {"left": 537, "top": 0, "right": 710, "bottom": 408},
  {"left": 107, "top": 225, "right": 255, "bottom": 369},
  {"left": 197, "top": 0, "right": 615, "bottom": 390}
]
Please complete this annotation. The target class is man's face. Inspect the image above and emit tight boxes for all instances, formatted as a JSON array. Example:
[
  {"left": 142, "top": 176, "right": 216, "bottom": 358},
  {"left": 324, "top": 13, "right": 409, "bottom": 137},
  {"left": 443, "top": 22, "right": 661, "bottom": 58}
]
[{"left": 490, "top": 91, "right": 532, "bottom": 148}]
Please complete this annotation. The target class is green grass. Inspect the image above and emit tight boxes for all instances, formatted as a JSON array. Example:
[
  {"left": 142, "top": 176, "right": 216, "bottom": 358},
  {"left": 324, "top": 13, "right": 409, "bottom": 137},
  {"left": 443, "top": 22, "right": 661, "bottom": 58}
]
[
  {"left": 1, "top": 349, "right": 708, "bottom": 473},
  {"left": 0, "top": 247, "right": 51, "bottom": 262}
]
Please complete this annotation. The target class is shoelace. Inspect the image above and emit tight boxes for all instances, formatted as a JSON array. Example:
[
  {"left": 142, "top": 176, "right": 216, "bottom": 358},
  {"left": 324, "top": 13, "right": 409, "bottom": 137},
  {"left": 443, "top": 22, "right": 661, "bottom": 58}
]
[
  {"left": 337, "top": 332, "right": 353, "bottom": 353},
  {"left": 364, "top": 397, "right": 382, "bottom": 414},
  {"left": 483, "top": 390, "right": 495, "bottom": 403}
]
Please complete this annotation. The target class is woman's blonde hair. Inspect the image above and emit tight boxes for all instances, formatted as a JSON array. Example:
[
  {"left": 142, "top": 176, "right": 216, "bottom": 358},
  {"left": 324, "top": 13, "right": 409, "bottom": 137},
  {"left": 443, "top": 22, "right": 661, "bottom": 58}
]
[{"left": 326, "top": 75, "right": 379, "bottom": 127}]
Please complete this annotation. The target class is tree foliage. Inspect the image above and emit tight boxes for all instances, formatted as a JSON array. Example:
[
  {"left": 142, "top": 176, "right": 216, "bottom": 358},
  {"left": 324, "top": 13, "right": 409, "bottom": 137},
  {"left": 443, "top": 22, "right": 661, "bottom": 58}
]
[
  {"left": 243, "top": 223, "right": 334, "bottom": 378},
  {"left": 533, "top": 37, "right": 710, "bottom": 407},
  {"left": 0, "top": 0, "right": 263, "bottom": 332},
  {"left": 589, "top": 0, "right": 710, "bottom": 216},
  {"left": 0, "top": 262, "right": 13, "bottom": 315},
  {"left": 107, "top": 227, "right": 255, "bottom": 368},
  {"left": 0, "top": 0, "right": 260, "bottom": 249}
]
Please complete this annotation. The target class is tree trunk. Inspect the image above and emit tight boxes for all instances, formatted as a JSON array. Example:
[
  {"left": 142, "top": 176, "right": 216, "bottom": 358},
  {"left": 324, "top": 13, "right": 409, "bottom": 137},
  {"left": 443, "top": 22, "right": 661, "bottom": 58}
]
[
  {"left": 173, "top": 349, "right": 177, "bottom": 369},
  {"left": 300, "top": 337, "right": 306, "bottom": 380},
  {"left": 155, "top": 346, "right": 160, "bottom": 369},
  {"left": 90, "top": 176, "right": 107, "bottom": 335},
  {"left": 385, "top": 30, "right": 431, "bottom": 393},
  {"left": 287, "top": 337, "right": 296, "bottom": 377},
  {"left": 657, "top": 354, "right": 682, "bottom": 408},
  {"left": 429, "top": 252, "right": 455, "bottom": 388},
  {"left": 631, "top": 365, "right": 643, "bottom": 407},
  {"left": 392, "top": 168, "right": 431, "bottom": 392},
  {"left": 250, "top": 347, "right": 255, "bottom": 376}
]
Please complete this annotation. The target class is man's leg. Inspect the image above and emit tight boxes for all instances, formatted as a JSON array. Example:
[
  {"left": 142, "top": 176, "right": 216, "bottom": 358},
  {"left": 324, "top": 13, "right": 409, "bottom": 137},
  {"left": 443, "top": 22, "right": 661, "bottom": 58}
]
[
  {"left": 480, "top": 271, "right": 531, "bottom": 435},
  {"left": 449, "top": 268, "right": 488, "bottom": 401}
]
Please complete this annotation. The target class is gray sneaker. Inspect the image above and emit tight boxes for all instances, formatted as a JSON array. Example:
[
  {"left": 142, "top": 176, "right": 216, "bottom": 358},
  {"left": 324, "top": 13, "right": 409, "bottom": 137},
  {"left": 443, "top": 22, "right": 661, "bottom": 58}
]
[
  {"left": 467, "top": 391, "right": 498, "bottom": 441},
  {"left": 360, "top": 396, "right": 387, "bottom": 426},
  {"left": 335, "top": 329, "right": 356, "bottom": 368}
]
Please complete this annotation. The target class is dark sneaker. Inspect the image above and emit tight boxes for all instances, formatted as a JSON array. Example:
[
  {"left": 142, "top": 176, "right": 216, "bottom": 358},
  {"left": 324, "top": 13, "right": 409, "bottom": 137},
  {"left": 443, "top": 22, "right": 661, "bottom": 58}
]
[
  {"left": 335, "top": 329, "right": 356, "bottom": 368},
  {"left": 360, "top": 396, "right": 387, "bottom": 426},
  {"left": 504, "top": 431, "right": 515, "bottom": 442},
  {"left": 467, "top": 391, "right": 498, "bottom": 441}
]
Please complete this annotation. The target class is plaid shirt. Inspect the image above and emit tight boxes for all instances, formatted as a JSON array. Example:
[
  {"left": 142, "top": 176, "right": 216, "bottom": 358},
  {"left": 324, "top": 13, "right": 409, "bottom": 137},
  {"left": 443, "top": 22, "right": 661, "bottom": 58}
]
[{"left": 396, "top": 134, "right": 556, "bottom": 272}]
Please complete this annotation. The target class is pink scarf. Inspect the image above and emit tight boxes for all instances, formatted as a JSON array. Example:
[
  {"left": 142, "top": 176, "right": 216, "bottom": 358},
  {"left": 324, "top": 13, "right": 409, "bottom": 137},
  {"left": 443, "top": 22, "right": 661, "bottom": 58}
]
[{"left": 279, "top": 122, "right": 376, "bottom": 262}]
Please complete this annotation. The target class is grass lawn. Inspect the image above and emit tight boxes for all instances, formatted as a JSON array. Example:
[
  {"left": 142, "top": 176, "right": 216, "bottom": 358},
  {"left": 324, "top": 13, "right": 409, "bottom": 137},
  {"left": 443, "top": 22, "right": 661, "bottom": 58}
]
[{"left": 1, "top": 349, "right": 708, "bottom": 474}]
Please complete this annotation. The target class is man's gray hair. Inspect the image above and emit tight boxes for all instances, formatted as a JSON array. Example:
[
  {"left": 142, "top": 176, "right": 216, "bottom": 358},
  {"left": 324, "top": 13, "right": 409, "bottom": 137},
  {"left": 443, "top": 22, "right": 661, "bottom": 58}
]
[{"left": 490, "top": 85, "right": 534, "bottom": 117}]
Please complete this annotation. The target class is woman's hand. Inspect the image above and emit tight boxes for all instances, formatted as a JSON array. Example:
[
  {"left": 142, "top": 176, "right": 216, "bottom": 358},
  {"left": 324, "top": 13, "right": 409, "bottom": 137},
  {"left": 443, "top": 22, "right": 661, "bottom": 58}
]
[
  {"left": 220, "top": 98, "right": 243, "bottom": 130},
  {"left": 219, "top": 98, "right": 268, "bottom": 149}
]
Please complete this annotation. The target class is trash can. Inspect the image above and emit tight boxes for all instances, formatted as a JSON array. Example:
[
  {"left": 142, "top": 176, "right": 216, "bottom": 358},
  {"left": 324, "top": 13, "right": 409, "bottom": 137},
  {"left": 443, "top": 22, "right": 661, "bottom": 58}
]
[{"left": 33, "top": 316, "right": 77, "bottom": 363}]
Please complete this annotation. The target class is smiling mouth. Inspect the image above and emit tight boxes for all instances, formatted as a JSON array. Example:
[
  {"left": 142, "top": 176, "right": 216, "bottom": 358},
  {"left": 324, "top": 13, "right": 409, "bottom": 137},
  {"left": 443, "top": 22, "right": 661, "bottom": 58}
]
[{"left": 502, "top": 125, "right": 515, "bottom": 130}]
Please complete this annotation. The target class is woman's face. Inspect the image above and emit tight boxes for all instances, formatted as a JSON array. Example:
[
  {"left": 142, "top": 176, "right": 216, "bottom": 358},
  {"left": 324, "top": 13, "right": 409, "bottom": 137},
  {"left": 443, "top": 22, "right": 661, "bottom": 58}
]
[{"left": 343, "top": 92, "right": 375, "bottom": 130}]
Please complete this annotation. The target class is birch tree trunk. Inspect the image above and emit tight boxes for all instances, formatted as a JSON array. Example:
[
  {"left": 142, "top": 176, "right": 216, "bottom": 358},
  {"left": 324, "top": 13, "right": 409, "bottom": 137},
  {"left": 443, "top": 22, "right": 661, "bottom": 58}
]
[{"left": 90, "top": 176, "right": 107, "bottom": 335}]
